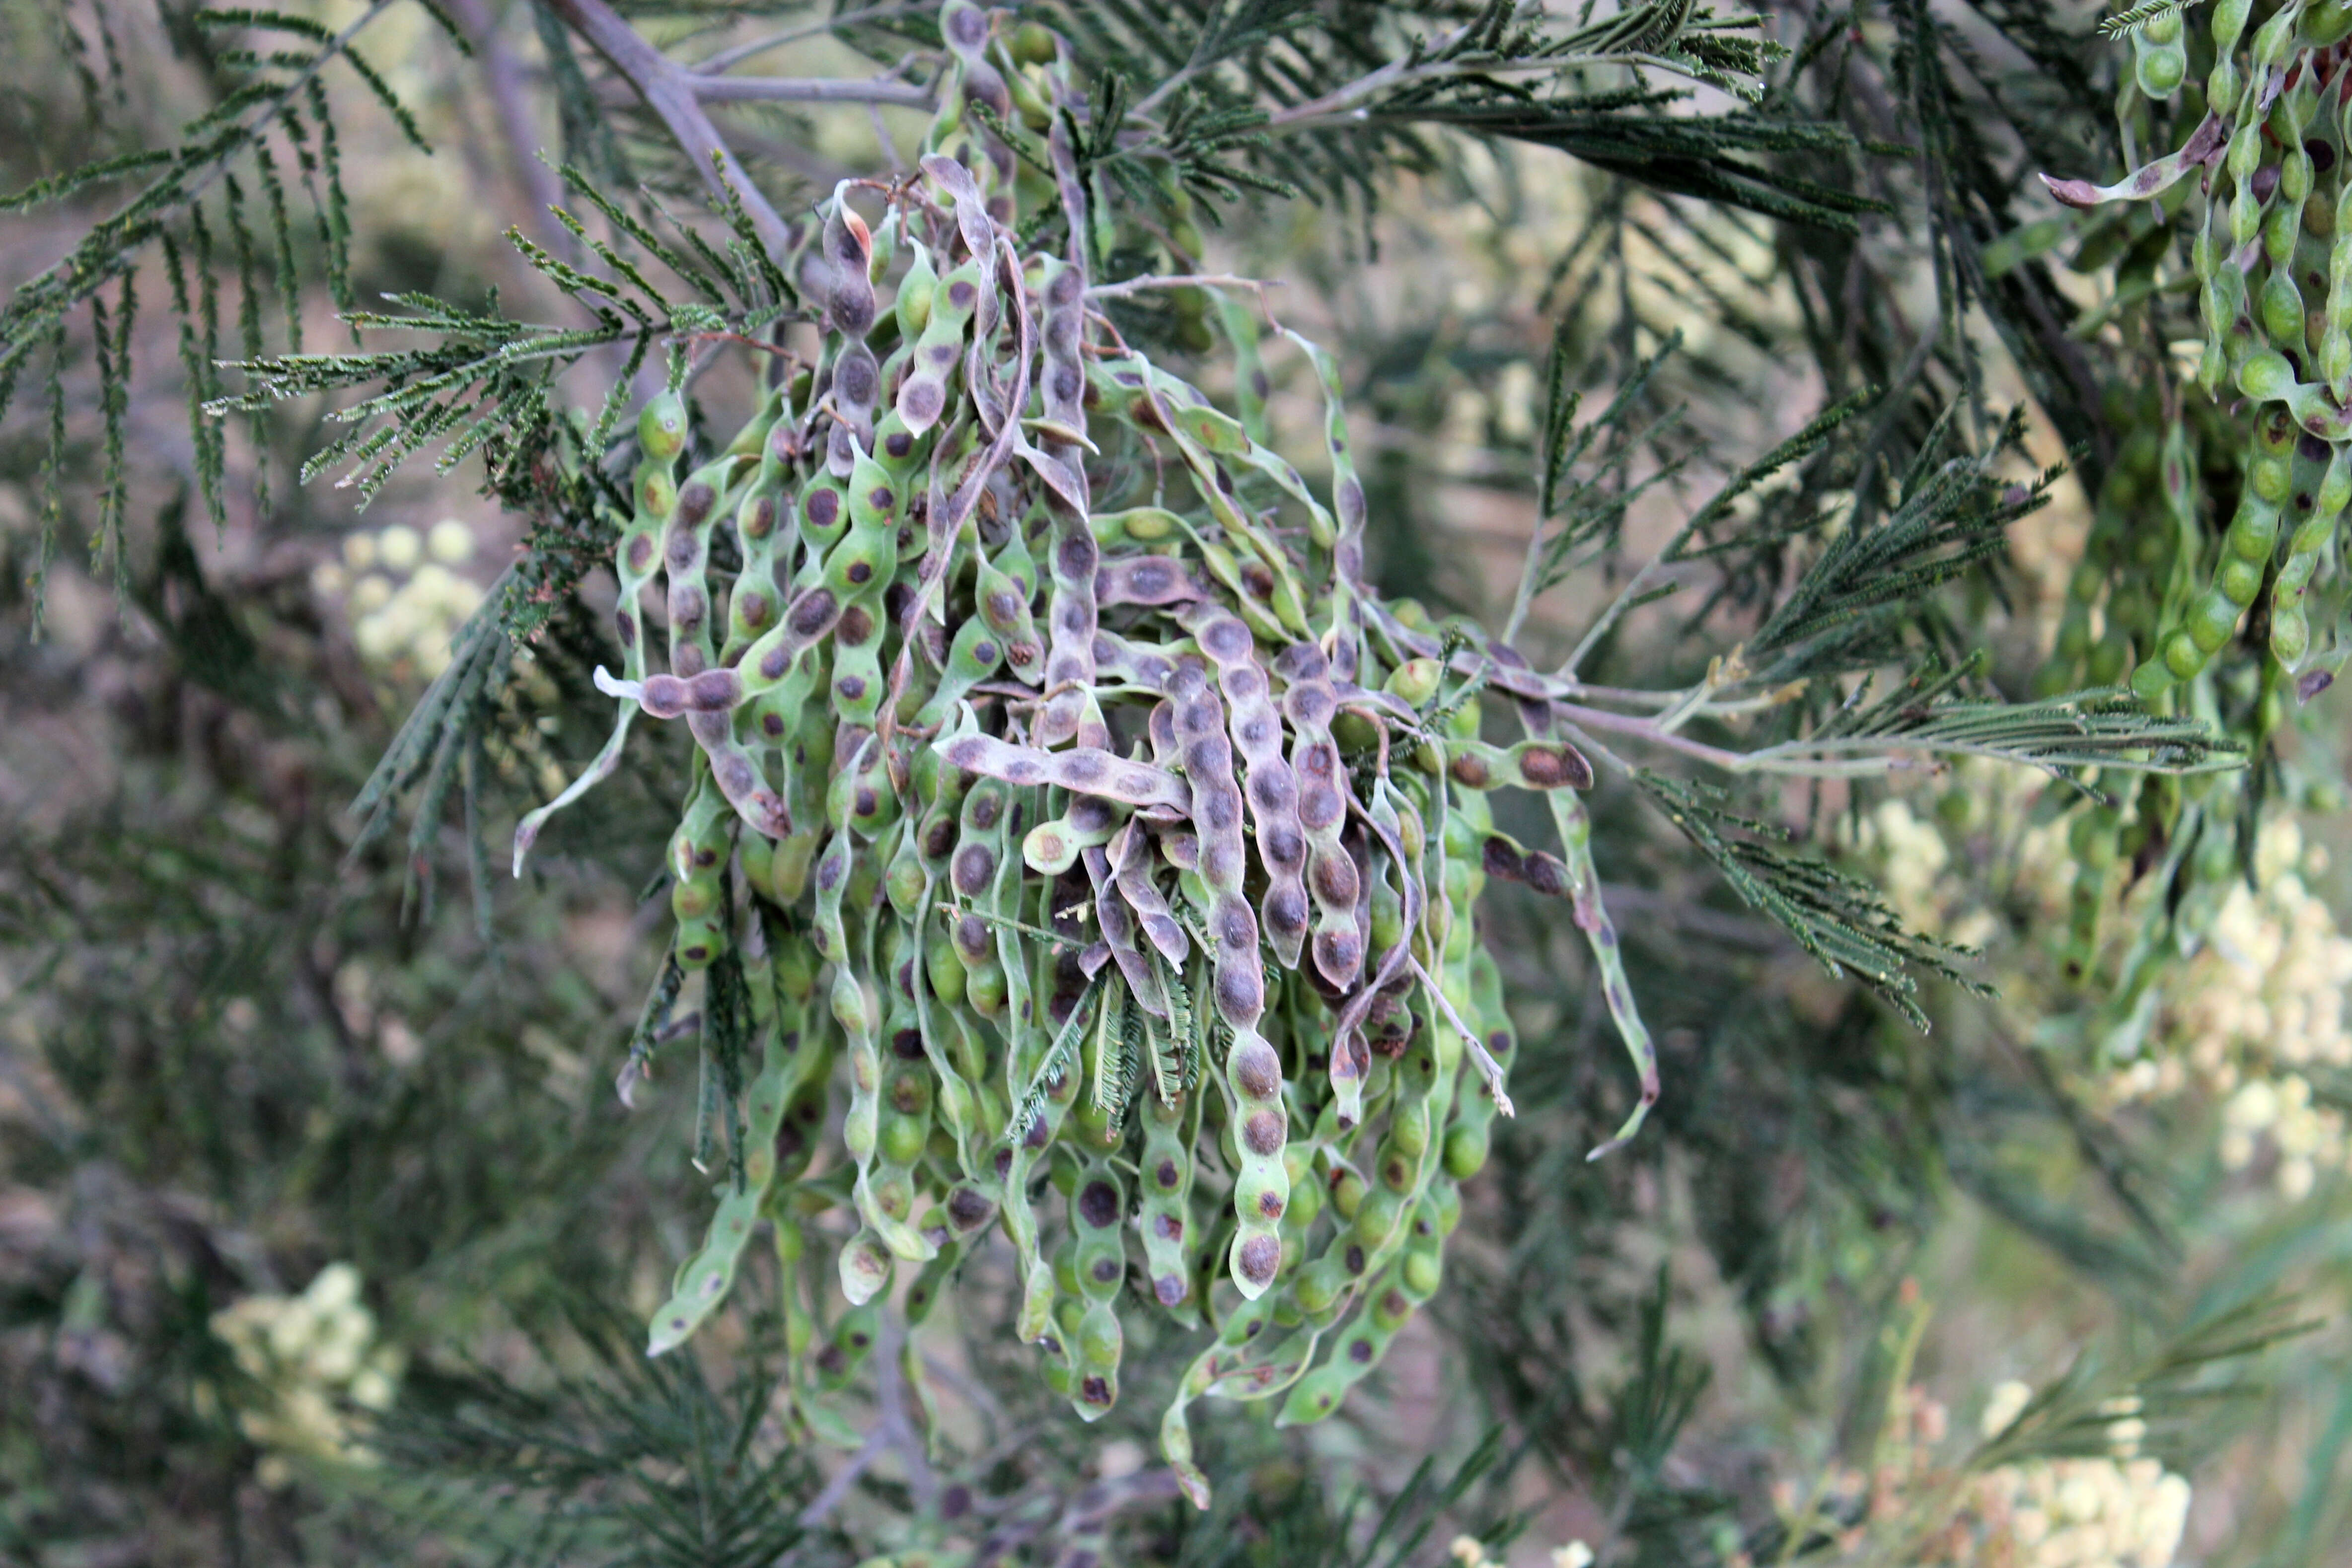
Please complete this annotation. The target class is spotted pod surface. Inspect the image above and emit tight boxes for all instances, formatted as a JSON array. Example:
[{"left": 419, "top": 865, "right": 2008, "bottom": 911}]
[{"left": 507, "top": 0, "right": 1604, "bottom": 1505}]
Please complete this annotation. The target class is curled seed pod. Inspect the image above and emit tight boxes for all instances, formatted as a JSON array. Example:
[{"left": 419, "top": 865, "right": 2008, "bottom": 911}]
[
  {"left": 647, "top": 977, "right": 813, "bottom": 1355},
  {"left": 513, "top": 395, "right": 686, "bottom": 872},
  {"left": 1539, "top": 754, "right": 1659, "bottom": 1157},
  {"left": 1137, "top": 364, "right": 1312, "bottom": 636},
  {"left": 1283, "top": 330, "right": 1372, "bottom": 680},
  {"left": 1276, "top": 1263, "right": 1415, "bottom": 1427}
]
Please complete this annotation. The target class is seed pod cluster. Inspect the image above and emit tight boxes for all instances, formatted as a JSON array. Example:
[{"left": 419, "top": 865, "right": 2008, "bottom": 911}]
[
  {"left": 515, "top": 4, "right": 1593, "bottom": 1502},
  {"left": 2046, "top": 3, "right": 2352, "bottom": 688}
]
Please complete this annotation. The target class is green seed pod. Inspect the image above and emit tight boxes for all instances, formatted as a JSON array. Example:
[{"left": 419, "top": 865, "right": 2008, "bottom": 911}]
[
  {"left": 514, "top": 393, "right": 695, "bottom": 871},
  {"left": 1061, "top": 1155, "right": 1128, "bottom": 1416},
  {"left": 894, "top": 239, "right": 938, "bottom": 339},
  {"left": 2134, "top": 33, "right": 2187, "bottom": 99},
  {"left": 896, "top": 257, "right": 984, "bottom": 436},
  {"left": 868, "top": 994, "right": 936, "bottom": 1232},
  {"left": 1136, "top": 1088, "right": 1199, "bottom": 1316},
  {"left": 2271, "top": 443, "right": 2349, "bottom": 665},
  {"left": 816, "top": 1290, "right": 884, "bottom": 1384},
  {"left": 1442, "top": 949, "right": 1511, "bottom": 1180}
]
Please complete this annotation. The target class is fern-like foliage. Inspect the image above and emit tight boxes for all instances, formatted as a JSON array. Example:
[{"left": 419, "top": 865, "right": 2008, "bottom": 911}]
[
  {"left": 1771, "top": 657, "right": 2236, "bottom": 783},
  {"left": 2095, "top": 1, "right": 2190, "bottom": 41},
  {"left": 1047, "top": 0, "right": 1884, "bottom": 239},
  {"left": 2, "top": 0, "right": 457, "bottom": 588},
  {"left": 1635, "top": 770, "right": 1992, "bottom": 1029},
  {"left": 375, "top": 1302, "right": 851, "bottom": 1568}
]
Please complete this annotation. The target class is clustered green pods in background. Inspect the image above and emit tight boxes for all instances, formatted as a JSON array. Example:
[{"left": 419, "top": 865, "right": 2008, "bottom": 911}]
[
  {"left": 2047, "top": 0, "right": 2352, "bottom": 689},
  {"left": 512, "top": 2, "right": 1604, "bottom": 1502}
]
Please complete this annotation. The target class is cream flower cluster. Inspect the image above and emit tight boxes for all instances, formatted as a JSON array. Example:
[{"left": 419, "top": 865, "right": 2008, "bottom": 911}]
[
  {"left": 2114, "top": 818, "right": 2352, "bottom": 1198},
  {"left": 1447, "top": 1534, "right": 1593, "bottom": 1568},
  {"left": 1842, "top": 796, "right": 2003, "bottom": 952},
  {"left": 1780, "top": 1378, "right": 2192, "bottom": 1568},
  {"left": 1961, "top": 1384, "right": 2190, "bottom": 1568},
  {"left": 204, "top": 1263, "right": 402, "bottom": 1488},
  {"left": 312, "top": 519, "right": 484, "bottom": 678},
  {"left": 1849, "top": 765, "right": 2349, "bottom": 1202}
]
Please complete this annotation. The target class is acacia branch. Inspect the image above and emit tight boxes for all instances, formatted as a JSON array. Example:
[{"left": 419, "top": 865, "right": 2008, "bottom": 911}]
[
  {"left": 690, "top": 75, "right": 934, "bottom": 107},
  {"left": 535, "top": 0, "right": 792, "bottom": 255},
  {"left": 439, "top": 0, "right": 575, "bottom": 264}
]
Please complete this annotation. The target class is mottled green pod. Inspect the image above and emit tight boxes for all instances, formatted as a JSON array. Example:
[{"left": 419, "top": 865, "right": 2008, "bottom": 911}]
[
  {"left": 2273, "top": 441, "right": 2349, "bottom": 665},
  {"left": 867, "top": 988, "right": 937, "bottom": 1251},
  {"left": 1063, "top": 1155, "right": 1128, "bottom": 1416},
  {"left": 1182, "top": 603, "right": 1311, "bottom": 967},
  {"left": 1136, "top": 1087, "right": 1199, "bottom": 1316}
]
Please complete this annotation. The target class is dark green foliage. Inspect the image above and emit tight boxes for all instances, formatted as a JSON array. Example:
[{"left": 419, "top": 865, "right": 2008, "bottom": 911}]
[
  {"left": 377, "top": 1305, "right": 850, "bottom": 1568},
  {"left": 1044, "top": 0, "right": 1878, "bottom": 238},
  {"left": 1637, "top": 769, "right": 1989, "bottom": 1028}
]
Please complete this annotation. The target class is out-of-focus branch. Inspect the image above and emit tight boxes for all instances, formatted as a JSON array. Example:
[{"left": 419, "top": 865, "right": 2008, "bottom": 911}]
[
  {"left": 440, "top": 0, "right": 576, "bottom": 265},
  {"left": 691, "top": 75, "right": 932, "bottom": 107},
  {"left": 536, "top": 0, "right": 792, "bottom": 254},
  {"left": 689, "top": 2, "right": 932, "bottom": 76}
]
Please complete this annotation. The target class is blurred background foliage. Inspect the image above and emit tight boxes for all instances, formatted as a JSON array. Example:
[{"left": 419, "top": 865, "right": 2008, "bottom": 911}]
[{"left": 4, "top": 1, "right": 2352, "bottom": 1565}]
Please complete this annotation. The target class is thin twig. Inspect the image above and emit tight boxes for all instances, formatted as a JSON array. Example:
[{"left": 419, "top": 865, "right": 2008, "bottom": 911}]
[
  {"left": 1408, "top": 953, "right": 1514, "bottom": 1118},
  {"left": 439, "top": 0, "right": 576, "bottom": 264},
  {"left": 691, "top": 74, "right": 933, "bottom": 107},
  {"left": 1083, "top": 272, "right": 1282, "bottom": 303},
  {"left": 689, "top": 2, "right": 932, "bottom": 75},
  {"left": 1265, "top": 52, "right": 1720, "bottom": 133}
]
